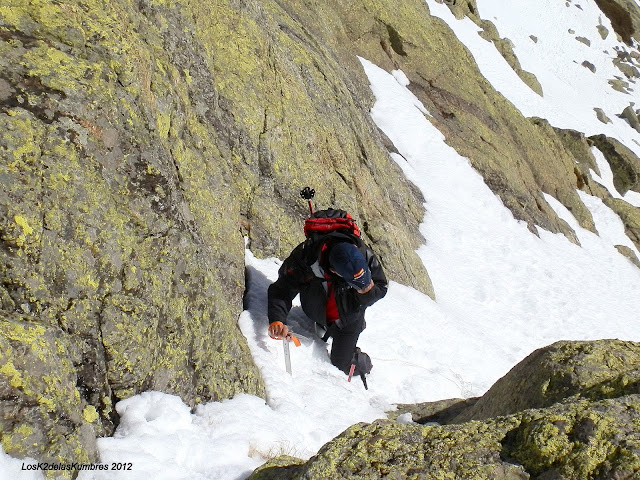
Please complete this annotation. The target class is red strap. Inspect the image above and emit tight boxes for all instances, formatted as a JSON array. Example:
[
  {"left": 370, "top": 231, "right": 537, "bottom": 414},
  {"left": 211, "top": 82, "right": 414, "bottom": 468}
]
[{"left": 325, "top": 280, "right": 339, "bottom": 323}]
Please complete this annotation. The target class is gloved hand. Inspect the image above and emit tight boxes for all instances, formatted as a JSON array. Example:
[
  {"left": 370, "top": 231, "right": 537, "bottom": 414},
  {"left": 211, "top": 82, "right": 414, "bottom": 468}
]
[{"left": 268, "top": 321, "right": 289, "bottom": 339}]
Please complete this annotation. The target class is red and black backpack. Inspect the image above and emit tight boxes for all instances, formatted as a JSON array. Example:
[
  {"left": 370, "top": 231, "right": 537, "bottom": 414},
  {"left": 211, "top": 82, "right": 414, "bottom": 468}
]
[{"left": 303, "top": 208, "right": 361, "bottom": 241}]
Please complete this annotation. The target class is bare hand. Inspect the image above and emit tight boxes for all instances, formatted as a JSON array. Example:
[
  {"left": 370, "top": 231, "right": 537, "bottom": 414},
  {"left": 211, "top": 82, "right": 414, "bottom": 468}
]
[
  {"left": 356, "top": 280, "right": 375, "bottom": 295},
  {"left": 268, "top": 321, "right": 289, "bottom": 339}
]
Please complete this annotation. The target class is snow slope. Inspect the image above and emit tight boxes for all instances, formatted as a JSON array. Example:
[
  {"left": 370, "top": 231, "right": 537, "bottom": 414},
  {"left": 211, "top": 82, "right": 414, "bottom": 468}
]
[
  {"left": 4, "top": 1, "right": 640, "bottom": 479},
  {"left": 426, "top": 0, "right": 640, "bottom": 155}
]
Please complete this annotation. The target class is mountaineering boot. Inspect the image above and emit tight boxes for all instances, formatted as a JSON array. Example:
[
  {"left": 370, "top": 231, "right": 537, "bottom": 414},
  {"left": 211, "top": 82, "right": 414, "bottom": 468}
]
[
  {"left": 351, "top": 347, "right": 372, "bottom": 376},
  {"left": 348, "top": 347, "right": 372, "bottom": 389}
]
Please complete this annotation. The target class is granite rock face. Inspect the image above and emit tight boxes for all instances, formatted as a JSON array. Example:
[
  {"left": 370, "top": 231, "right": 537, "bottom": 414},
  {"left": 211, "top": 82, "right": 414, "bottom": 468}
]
[{"left": 0, "top": 0, "right": 432, "bottom": 467}]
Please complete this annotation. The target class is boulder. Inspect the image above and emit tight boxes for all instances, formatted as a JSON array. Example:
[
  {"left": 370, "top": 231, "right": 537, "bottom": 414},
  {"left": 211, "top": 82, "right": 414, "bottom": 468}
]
[
  {"left": 249, "top": 396, "right": 640, "bottom": 480},
  {"left": 603, "top": 198, "right": 640, "bottom": 251},
  {"left": 452, "top": 340, "right": 640, "bottom": 423},
  {"left": 248, "top": 340, "right": 640, "bottom": 480}
]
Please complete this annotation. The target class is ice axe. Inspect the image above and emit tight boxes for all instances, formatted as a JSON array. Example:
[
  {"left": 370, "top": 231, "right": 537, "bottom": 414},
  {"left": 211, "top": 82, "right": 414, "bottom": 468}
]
[{"left": 269, "top": 322, "right": 301, "bottom": 375}]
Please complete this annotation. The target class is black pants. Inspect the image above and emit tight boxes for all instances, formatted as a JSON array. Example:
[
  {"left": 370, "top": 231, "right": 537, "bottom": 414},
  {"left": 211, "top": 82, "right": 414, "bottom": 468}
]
[{"left": 323, "top": 318, "right": 364, "bottom": 374}]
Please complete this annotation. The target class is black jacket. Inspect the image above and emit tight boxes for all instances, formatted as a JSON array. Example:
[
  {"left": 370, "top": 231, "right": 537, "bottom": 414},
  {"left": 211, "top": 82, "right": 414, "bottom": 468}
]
[{"left": 268, "top": 233, "right": 388, "bottom": 331}]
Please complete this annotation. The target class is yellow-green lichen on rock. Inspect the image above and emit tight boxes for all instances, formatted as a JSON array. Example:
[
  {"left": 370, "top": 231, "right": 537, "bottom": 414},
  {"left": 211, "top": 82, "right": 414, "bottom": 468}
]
[
  {"left": 248, "top": 341, "right": 640, "bottom": 479},
  {"left": 501, "top": 397, "right": 640, "bottom": 479},
  {"left": 452, "top": 340, "right": 640, "bottom": 423},
  {"left": 0, "top": 312, "right": 99, "bottom": 477},
  {"left": 176, "top": 0, "right": 433, "bottom": 292},
  {"left": 0, "top": 0, "right": 267, "bottom": 464}
]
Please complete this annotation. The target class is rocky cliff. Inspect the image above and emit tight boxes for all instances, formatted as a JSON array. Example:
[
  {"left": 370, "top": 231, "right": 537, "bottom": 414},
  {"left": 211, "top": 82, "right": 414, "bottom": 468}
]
[
  {"left": 0, "top": 0, "right": 433, "bottom": 466},
  {"left": 1, "top": 0, "right": 640, "bottom": 472}
]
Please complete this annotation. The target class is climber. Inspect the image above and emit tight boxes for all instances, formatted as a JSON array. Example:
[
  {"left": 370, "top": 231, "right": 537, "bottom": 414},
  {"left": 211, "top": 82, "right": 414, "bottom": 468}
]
[{"left": 267, "top": 223, "right": 387, "bottom": 379}]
